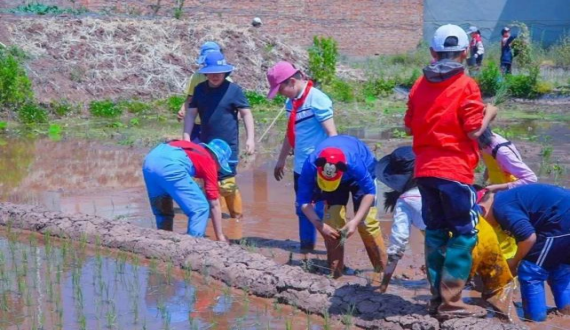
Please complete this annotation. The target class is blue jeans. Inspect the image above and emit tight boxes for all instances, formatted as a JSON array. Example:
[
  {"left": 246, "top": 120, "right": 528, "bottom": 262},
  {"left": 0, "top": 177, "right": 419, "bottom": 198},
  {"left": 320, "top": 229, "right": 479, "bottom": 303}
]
[
  {"left": 518, "top": 259, "right": 570, "bottom": 322},
  {"left": 142, "top": 143, "right": 210, "bottom": 237},
  {"left": 417, "top": 177, "right": 479, "bottom": 236},
  {"left": 294, "top": 172, "right": 323, "bottom": 250}
]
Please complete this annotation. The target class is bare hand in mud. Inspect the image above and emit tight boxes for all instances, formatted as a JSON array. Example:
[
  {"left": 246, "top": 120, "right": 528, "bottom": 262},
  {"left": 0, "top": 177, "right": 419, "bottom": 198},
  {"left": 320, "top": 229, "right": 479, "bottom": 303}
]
[
  {"left": 319, "top": 223, "right": 340, "bottom": 240},
  {"left": 245, "top": 138, "right": 255, "bottom": 155},
  {"left": 340, "top": 220, "right": 359, "bottom": 239},
  {"left": 274, "top": 160, "right": 286, "bottom": 181}
]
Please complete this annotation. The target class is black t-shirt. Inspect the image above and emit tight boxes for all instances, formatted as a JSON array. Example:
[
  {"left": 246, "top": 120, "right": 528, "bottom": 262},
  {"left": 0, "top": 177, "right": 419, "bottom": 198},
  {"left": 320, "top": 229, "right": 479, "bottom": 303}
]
[{"left": 189, "top": 80, "right": 250, "bottom": 177}]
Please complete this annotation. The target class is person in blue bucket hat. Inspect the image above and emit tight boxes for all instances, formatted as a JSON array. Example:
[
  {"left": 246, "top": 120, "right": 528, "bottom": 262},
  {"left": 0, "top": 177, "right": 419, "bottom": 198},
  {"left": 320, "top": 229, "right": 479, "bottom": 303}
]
[
  {"left": 142, "top": 138, "right": 233, "bottom": 242},
  {"left": 177, "top": 42, "right": 234, "bottom": 142},
  {"left": 183, "top": 51, "right": 255, "bottom": 220}
]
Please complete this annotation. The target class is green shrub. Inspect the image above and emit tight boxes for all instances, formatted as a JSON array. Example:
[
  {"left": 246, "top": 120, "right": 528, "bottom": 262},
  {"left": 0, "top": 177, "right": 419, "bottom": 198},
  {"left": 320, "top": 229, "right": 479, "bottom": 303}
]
[
  {"left": 477, "top": 62, "right": 503, "bottom": 96},
  {"left": 324, "top": 78, "right": 355, "bottom": 102},
  {"left": 550, "top": 35, "right": 570, "bottom": 69},
  {"left": 50, "top": 99, "right": 79, "bottom": 117},
  {"left": 117, "top": 99, "right": 152, "bottom": 114},
  {"left": 534, "top": 81, "right": 553, "bottom": 95},
  {"left": 165, "top": 95, "right": 185, "bottom": 114},
  {"left": 363, "top": 77, "right": 396, "bottom": 98},
  {"left": 0, "top": 47, "right": 34, "bottom": 111},
  {"left": 18, "top": 103, "right": 48, "bottom": 124},
  {"left": 89, "top": 100, "right": 122, "bottom": 118},
  {"left": 308, "top": 36, "right": 338, "bottom": 85},
  {"left": 245, "top": 91, "right": 269, "bottom": 107},
  {"left": 506, "top": 66, "right": 540, "bottom": 98},
  {"left": 399, "top": 68, "right": 422, "bottom": 88}
]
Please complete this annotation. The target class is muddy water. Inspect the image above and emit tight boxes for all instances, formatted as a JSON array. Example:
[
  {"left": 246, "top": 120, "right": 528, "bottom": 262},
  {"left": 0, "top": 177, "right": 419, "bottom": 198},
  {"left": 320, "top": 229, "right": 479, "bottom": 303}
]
[
  {"left": 0, "top": 117, "right": 569, "bottom": 328},
  {"left": 0, "top": 230, "right": 340, "bottom": 330}
]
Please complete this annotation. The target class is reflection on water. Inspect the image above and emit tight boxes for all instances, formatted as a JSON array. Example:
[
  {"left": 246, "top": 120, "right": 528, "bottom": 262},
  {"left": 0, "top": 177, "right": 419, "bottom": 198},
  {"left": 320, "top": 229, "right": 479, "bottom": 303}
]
[{"left": 0, "top": 234, "right": 333, "bottom": 330}]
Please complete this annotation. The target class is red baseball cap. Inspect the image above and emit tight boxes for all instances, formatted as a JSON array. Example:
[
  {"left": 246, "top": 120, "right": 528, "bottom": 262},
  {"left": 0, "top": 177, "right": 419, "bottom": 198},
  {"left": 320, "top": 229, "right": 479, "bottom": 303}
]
[
  {"left": 315, "top": 148, "right": 347, "bottom": 192},
  {"left": 266, "top": 61, "right": 298, "bottom": 99}
]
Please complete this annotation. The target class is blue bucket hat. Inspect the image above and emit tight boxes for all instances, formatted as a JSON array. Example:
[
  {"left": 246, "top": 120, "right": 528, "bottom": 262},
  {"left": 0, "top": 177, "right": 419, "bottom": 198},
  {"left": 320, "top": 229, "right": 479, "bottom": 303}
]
[
  {"left": 196, "top": 41, "right": 221, "bottom": 65},
  {"left": 202, "top": 139, "right": 233, "bottom": 174},
  {"left": 197, "top": 51, "right": 234, "bottom": 74},
  {"left": 376, "top": 146, "right": 416, "bottom": 193}
]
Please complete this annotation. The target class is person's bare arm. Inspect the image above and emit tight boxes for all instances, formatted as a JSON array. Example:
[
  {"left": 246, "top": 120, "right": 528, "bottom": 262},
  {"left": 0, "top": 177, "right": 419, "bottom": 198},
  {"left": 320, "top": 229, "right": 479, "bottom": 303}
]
[
  {"left": 239, "top": 108, "right": 255, "bottom": 154},
  {"left": 468, "top": 104, "right": 498, "bottom": 139},
  {"left": 507, "top": 233, "right": 536, "bottom": 276},
  {"left": 340, "top": 194, "right": 375, "bottom": 238},
  {"left": 208, "top": 198, "right": 227, "bottom": 242},
  {"left": 274, "top": 136, "right": 292, "bottom": 181},
  {"left": 320, "top": 118, "right": 337, "bottom": 136},
  {"left": 183, "top": 107, "right": 198, "bottom": 141},
  {"left": 177, "top": 95, "right": 192, "bottom": 122},
  {"left": 301, "top": 203, "right": 340, "bottom": 240}
]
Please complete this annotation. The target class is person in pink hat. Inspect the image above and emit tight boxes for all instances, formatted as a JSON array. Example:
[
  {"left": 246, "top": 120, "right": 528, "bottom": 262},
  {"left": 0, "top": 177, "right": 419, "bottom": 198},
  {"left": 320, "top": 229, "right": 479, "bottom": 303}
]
[{"left": 266, "top": 61, "right": 337, "bottom": 252}]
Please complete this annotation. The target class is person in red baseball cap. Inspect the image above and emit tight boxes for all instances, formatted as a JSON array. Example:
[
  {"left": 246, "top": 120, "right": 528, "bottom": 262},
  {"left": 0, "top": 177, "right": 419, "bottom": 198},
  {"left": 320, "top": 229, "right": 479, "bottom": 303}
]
[{"left": 296, "top": 135, "right": 387, "bottom": 281}]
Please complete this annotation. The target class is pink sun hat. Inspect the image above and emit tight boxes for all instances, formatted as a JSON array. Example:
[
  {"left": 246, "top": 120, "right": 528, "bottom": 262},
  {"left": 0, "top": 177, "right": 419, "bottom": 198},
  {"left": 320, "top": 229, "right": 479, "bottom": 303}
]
[{"left": 266, "top": 61, "right": 299, "bottom": 99}]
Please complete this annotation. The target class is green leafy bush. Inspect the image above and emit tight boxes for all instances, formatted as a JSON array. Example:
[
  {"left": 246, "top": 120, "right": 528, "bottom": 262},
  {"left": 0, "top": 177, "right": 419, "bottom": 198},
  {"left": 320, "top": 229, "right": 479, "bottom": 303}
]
[
  {"left": 0, "top": 47, "right": 34, "bottom": 111},
  {"left": 399, "top": 68, "right": 422, "bottom": 88},
  {"left": 244, "top": 91, "right": 286, "bottom": 108},
  {"left": 363, "top": 77, "right": 396, "bottom": 98},
  {"left": 324, "top": 78, "right": 355, "bottom": 102},
  {"left": 89, "top": 100, "right": 122, "bottom": 118},
  {"left": 550, "top": 35, "right": 570, "bottom": 69},
  {"left": 50, "top": 99, "right": 79, "bottom": 117},
  {"left": 506, "top": 66, "right": 540, "bottom": 98},
  {"left": 477, "top": 62, "right": 503, "bottom": 97},
  {"left": 165, "top": 95, "right": 185, "bottom": 114},
  {"left": 308, "top": 36, "right": 338, "bottom": 85},
  {"left": 18, "top": 103, "right": 48, "bottom": 124},
  {"left": 117, "top": 99, "right": 152, "bottom": 114}
]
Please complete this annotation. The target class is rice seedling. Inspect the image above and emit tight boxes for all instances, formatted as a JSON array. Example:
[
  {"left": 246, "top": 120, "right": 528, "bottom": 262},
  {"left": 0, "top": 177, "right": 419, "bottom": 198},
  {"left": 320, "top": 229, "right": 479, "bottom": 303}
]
[
  {"left": 341, "top": 304, "right": 356, "bottom": 329},
  {"left": 323, "top": 307, "right": 332, "bottom": 330},
  {"left": 285, "top": 318, "right": 293, "bottom": 330}
]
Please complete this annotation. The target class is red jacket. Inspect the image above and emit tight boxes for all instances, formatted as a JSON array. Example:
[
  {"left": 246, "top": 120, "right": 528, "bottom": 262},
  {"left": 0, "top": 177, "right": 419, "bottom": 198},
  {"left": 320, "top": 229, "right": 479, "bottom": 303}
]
[
  {"left": 404, "top": 73, "right": 484, "bottom": 184},
  {"left": 168, "top": 140, "right": 219, "bottom": 200}
]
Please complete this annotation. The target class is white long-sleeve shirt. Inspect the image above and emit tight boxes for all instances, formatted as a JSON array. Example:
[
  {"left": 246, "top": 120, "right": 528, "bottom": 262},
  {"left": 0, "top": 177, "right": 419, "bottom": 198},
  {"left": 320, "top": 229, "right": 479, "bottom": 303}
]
[{"left": 387, "top": 187, "right": 425, "bottom": 256}]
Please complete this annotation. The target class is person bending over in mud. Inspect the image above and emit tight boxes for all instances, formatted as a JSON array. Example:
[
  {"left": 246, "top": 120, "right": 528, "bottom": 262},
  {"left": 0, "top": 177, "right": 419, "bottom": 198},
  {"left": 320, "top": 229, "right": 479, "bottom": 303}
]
[
  {"left": 479, "top": 184, "right": 570, "bottom": 322},
  {"left": 142, "top": 139, "right": 233, "bottom": 242},
  {"left": 296, "top": 135, "right": 387, "bottom": 282}
]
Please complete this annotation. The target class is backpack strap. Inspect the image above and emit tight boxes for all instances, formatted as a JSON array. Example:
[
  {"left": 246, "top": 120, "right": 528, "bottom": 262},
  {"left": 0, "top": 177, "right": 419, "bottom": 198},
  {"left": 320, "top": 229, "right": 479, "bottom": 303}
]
[{"left": 492, "top": 141, "right": 520, "bottom": 160}]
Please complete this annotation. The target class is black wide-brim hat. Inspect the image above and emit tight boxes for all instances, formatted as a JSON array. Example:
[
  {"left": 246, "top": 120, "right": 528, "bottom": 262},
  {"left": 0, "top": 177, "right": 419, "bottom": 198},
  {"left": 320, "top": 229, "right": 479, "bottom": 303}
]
[{"left": 376, "top": 146, "right": 415, "bottom": 193}]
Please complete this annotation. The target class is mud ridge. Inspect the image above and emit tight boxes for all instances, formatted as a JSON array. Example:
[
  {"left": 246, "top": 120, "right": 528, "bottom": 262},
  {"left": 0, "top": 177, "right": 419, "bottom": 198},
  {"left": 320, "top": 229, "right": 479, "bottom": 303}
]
[{"left": 0, "top": 202, "right": 526, "bottom": 330}]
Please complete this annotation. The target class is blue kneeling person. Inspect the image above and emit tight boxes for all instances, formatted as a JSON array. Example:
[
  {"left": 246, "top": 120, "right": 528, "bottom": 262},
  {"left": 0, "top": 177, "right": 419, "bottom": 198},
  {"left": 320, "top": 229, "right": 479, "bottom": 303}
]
[{"left": 479, "top": 183, "right": 570, "bottom": 321}]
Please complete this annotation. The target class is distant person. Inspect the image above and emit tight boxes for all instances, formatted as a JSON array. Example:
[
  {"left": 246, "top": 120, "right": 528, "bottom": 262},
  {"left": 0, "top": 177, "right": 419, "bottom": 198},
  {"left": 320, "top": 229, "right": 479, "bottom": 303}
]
[
  {"left": 404, "top": 24, "right": 497, "bottom": 318},
  {"left": 183, "top": 51, "right": 255, "bottom": 220},
  {"left": 478, "top": 184, "right": 570, "bottom": 322},
  {"left": 177, "top": 42, "right": 234, "bottom": 142},
  {"left": 296, "top": 135, "right": 387, "bottom": 281},
  {"left": 466, "top": 26, "right": 484, "bottom": 70},
  {"left": 142, "top": 139, "right": 232, "bottom": 242},
  {"left": 267, "top": 61, "right": 337, "bottom": 252},
  {"left": 500, "top": 27, "right": 517, "bottom": 74}
]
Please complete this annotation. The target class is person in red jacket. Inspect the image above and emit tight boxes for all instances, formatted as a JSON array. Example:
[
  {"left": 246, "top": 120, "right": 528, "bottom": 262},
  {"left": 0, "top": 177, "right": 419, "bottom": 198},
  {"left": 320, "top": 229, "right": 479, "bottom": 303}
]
[{"left": 404, "top": 24, "right": 497, "bottom": 319}]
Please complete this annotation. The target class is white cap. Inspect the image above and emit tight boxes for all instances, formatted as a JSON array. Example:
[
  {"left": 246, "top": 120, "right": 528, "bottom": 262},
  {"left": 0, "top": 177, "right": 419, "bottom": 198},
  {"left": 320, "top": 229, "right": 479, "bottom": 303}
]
[{"left": 431, "top": 24, "right": 469, "bottom": 52}]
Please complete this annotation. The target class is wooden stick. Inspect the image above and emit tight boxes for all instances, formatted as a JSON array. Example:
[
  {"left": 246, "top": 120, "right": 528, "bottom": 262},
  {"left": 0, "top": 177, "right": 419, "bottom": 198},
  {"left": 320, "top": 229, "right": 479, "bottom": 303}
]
[{"left": 257, "top": 105, "right": 285, "bottom": 143}]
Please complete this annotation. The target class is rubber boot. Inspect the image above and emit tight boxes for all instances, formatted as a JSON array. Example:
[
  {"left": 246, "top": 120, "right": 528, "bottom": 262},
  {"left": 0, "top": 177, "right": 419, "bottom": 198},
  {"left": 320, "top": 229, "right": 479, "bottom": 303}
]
[
  {"left": 324, "top": 236, "right": 344, "bottom": 278},
  {"left": 438, "top": 234, "right": 487, "bottom": 320},
  {"left": 152, "top": 195, "right": 174, "bottom": 231},
  {"left": 323, "top": 205, "right": 346, "bottom": 278},
  {"left": 224, "top": 189, "right": 243, "bottom": 219},
  {"left": 425, "top": 229, "right": 449, "bottom": 315}
]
